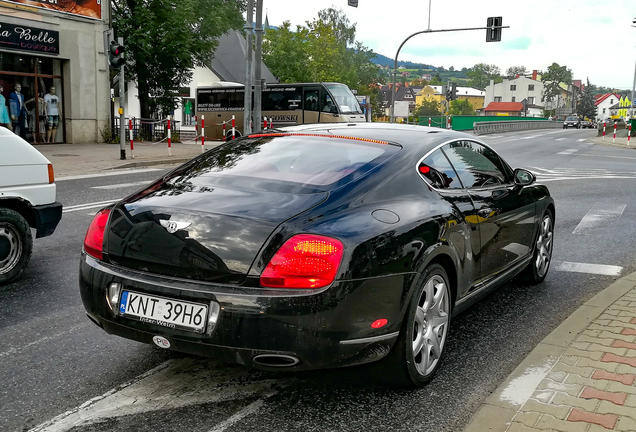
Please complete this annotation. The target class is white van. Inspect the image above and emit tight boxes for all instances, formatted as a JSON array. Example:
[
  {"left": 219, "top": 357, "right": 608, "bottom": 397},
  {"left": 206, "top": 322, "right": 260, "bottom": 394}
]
[{"left": 0, "top": 127, "right": 62, "bottom": 285}]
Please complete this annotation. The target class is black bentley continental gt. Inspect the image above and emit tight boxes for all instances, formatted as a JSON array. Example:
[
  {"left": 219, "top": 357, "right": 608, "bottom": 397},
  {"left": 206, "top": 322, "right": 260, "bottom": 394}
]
[{"left": 79, "top": 123, "right": 554, "bottom": 387}]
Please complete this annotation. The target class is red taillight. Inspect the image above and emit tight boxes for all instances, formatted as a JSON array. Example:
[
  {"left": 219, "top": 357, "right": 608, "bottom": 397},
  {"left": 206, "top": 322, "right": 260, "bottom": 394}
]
[
  {"left": 260, "top": 234, "right": 344, "bottom": 289},
  {"left": 84, "top": 209, "right": 111, "bottom": 260}
]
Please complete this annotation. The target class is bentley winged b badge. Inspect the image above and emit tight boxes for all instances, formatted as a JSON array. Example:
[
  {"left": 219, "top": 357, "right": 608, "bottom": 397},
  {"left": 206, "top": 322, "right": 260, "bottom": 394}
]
[{"left": 159, "top": 219, "right": 192, "bottom": 234}]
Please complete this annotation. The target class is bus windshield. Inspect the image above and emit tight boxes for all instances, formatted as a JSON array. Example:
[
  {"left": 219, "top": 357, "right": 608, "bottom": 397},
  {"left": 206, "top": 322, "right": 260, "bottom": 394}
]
[{"left": 325, "top": 83, "right": 363, "bottom": 114}]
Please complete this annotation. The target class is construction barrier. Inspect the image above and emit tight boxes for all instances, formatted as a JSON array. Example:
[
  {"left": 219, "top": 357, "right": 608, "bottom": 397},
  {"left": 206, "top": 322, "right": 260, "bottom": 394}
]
[
  {"left": 613, "top": 121, "right": 617, "bottom": 143},
  {"left": 167, "top": 116, "right": 172, "bottom": 156},
  {"left": 603, "top": 121, "right": 606, "bottom": 140},
  {"left": 201, "top": 115, "right": 205, "bottom": 152},
  {"left": 628, "top": 123, "right": 632, "bottom": 146}
]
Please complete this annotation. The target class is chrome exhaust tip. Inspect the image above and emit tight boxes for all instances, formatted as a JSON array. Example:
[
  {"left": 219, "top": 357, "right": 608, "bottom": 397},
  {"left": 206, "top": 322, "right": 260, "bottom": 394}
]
[{"left": 252, "top": 354, "right": 300, "bottom": 368}]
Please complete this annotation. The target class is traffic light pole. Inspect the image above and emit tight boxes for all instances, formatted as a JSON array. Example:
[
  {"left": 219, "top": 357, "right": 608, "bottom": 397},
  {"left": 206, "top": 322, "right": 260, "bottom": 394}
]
[
  {"left": 119, "top": 38, "right": 126, "bottom": 159},
  {"left": 389, "top": 24, "right": 508, "bottom": 124}
]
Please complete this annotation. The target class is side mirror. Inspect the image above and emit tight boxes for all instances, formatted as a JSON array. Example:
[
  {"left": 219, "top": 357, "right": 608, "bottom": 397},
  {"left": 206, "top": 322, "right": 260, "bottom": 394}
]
[{"left": 513, "top": 168, "right": 535, "bottom": 186}]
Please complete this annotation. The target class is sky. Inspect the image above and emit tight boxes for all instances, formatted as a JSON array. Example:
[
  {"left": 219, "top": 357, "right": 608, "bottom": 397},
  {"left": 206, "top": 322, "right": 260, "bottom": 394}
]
[{"left": 262, "top": 0, "right": 635, "bottom": 90}]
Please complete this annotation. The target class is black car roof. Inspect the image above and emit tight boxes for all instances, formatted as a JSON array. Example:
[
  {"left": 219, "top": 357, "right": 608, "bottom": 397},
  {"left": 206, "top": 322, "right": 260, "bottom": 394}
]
[{"left": 273, "top": 123, "right": 478, "bottom": 153}]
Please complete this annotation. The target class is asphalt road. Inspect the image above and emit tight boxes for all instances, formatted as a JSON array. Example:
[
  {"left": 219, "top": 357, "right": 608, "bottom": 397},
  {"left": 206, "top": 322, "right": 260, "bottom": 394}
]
[{"left": 1, "top": 128, "right": 635, "bottom": 432}]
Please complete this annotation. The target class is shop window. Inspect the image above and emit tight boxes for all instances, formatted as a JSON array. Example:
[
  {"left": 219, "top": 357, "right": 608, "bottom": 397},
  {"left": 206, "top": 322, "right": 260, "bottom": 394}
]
[{"left": 0, "top": 52, "right": 64, "bottom": 143}]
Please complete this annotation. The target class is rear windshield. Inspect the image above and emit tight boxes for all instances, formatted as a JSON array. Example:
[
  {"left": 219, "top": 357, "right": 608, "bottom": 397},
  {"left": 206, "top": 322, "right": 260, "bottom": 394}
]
[
  {"left": 165, "top": 135, "right": 401, "bottom": 193},
  {"left": 566, "top": 117, "right": 578, "bottom": 121}
]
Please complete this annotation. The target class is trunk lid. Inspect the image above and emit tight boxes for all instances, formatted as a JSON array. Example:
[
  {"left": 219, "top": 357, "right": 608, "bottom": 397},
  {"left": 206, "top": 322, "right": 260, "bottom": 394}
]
[{"left": 104, "top": 183, "right": 327, "bottom": 284}]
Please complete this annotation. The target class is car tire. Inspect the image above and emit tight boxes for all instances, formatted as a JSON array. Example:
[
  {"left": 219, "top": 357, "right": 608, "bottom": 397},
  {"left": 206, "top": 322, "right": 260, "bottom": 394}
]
[
  {"left": 374, "top": 263, "right": 451, "bottom": 388},
  {"left": 519, "top": 209, "right": 554, "bottom": 285},
  {"left": 0, "top": 208, "right": 33, "bottom": 285}
]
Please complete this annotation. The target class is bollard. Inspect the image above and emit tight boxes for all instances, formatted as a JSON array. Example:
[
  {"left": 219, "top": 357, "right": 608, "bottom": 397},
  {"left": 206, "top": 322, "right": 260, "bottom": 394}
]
[
  {"left": 263, "top": 117, "right": 268, "bottom": 131},
  {"left": 613, "top": 121, "right": 617, "bottom": 143},
  {"left": 269, "top": 118, "right": 273, "bottom": 129},
  {"left": 194, "top": 115, "right": 198, "bottom": 144},
  {"left": 629, "top": 123, "right": 632, "bottom": 146},
  {"left": 223, "top": 121, "right": 226, "bottom": 143},
  {"left": 603, "top": 121, "right": 606, "bottom": 140},
  {"left": 232, "top": 115, "right": 236, "bottom": 140},
  {"left": 167, "top": 116, "right": 172, "bottom": 156},
  {"left": 428, "top": 117, "right": 431, "bottom": 127},
  {"left": 201, "top": 115, "right": 205, "bottom": 152},
  {"left": 129, "top": 119, "right": 134, "bottom": 159}
]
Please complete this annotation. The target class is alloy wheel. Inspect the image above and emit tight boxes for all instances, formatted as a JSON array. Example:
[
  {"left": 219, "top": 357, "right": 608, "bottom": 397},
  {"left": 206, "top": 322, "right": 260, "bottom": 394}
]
[
  {"left": 535, "top": 214, "right": 553, "bottom": 278},
  {"left": 412, "top": 274, "right": 450, "bottom": 376},
  {"left": 0, "top": 224, "right": 22, "bottom": 275}
]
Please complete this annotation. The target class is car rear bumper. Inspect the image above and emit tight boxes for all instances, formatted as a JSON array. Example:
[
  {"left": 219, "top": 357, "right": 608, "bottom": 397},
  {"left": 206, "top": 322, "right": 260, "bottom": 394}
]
[
  {"left": 33, "top": 201, "right": 62, "bottom": 238},
  {"left": 79, "top": 253, "right": 410, "bottom": 371}
]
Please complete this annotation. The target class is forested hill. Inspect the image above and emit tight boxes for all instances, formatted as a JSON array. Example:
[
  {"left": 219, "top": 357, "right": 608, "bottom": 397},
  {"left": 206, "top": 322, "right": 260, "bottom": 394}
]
[{"left": 372, "top": 52, "right": 436, "bottom": 70}]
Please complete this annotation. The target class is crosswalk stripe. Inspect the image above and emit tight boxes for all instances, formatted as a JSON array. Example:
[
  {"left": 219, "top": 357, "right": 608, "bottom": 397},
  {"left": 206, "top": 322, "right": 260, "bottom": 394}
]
[
  {"left": 552, "top": 261, "right": 622, "bottom": 276},
  {"left": 572, "top": 203, "right": 625, "bottom": 234},
  {"left": 529, "top": 167, "right": 636, "bottom": 182},
  {"left": 557, "top": 149, "right": 579, "bottom": 155}
]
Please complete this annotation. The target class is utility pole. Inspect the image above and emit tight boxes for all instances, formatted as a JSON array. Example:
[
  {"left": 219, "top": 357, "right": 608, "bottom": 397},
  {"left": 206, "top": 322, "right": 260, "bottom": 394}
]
[
  {"left": 118, "top": 37, "right": 126, "bottom": 160},
  {"left": 253, "top": 0, "right": 264, "bottom": 133},
  {"left": 243, "top": 0, "right": 254, "bottom": 135}
]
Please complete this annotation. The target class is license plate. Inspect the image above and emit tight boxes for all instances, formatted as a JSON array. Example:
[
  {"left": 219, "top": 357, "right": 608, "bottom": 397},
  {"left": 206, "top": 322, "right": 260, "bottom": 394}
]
[{"left": 119, "top": 291, "right": 208, "bottom": 333}]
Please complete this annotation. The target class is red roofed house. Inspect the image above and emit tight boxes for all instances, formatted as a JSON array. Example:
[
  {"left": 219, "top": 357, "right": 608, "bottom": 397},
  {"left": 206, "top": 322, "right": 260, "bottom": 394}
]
[
  {"left": 483, "top": 102, "right": 525, "bottom": 116},
  {"left": 594, "top": 93, "right": 619, "bottom": 121}
]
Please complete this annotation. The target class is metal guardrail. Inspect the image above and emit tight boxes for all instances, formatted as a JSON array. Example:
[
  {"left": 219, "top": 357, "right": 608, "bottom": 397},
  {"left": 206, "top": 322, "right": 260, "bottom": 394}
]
[{"left": 473, "top": 120, "right": 562, "bottom": 135}]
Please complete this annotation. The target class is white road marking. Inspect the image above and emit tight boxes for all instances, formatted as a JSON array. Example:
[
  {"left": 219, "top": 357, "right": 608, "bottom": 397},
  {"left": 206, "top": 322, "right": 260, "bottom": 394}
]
[
  {"left": 554, "top": 138, "right": 566, "bottom": 141},
  {"left": 29, "top": 358, "right": 281, "bottom": 432},
  {"left": 208, "top": 399, "right": 268, "bottom": 432},
  {"left": 56, "top": 168, "right": 163, "bottom": 181},
  {"left": 528, "top": 167, "right": 636, "bottom": 182},
  {"left": 519, "top": 135, "right": 540, "bottom": 140},
  {"left": 91, "top": 181, "right": 151, "bottom": 190},
  {"left": 62, "top": 199, "right": 120, "bottom": 213},
  {"left": 557, "top": 149, "right": 578, "bottom": 155},
  {"left": 572, "top": 203, "right": 625, "bottom": 234},
  {"left": 552, "top": 261, "right": 623, "bottom": 276},
  {"left": 577, "top": 139, "right": 587, "bottom": 142}
]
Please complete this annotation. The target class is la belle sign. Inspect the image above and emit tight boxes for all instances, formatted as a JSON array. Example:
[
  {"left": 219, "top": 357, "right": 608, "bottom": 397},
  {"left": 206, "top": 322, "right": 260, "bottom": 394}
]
[{"left": 0, "top": 21, "right": 59, "bottom": 54}]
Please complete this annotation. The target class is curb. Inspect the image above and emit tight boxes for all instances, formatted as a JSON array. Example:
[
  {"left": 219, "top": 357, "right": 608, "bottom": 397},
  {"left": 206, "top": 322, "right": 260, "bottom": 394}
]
[
  {"left": 109, "top": 157, "right": 193, "bottom": 170},
  {"left": 462, "top": 270, "right": 636, "bottom": 432}
]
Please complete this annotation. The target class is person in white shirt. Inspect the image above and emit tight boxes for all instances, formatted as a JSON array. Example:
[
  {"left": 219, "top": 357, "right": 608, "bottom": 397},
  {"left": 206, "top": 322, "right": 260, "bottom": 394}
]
[{"left": 44, "top": 86, "right": 60, "bottom": 143}]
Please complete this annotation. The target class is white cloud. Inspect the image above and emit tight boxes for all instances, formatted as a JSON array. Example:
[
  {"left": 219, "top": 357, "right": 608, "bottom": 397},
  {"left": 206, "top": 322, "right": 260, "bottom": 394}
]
[{"left": 261, "top": 0, "right": 636, "bottom": 89}]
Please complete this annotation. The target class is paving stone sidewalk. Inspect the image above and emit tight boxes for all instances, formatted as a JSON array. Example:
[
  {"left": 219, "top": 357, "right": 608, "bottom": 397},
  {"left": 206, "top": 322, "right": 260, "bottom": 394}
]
[
  {"left": 464, "top": 272, "right": 636, "bottom": 432},
  {"left": 34, "top": 140, "right": 220, "bottom": 177}
]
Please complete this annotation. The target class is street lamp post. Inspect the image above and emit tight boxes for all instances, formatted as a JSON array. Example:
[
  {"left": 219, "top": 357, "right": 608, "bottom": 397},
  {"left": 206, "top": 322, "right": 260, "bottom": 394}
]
[{"left": 389, "top": 23, "right": 509, "bottom": 123}]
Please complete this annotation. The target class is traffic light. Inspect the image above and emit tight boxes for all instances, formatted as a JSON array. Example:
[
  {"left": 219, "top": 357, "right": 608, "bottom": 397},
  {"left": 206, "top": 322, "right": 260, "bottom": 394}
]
[
  {"left": 486, "top": 16, "right": 503, "bottom": 42},
  {"left": 451, "top": 82, "right": 457, "bottom": 101},
  {"left": 108, "top": 40, "right": 125, "bottom": 69},
  {"left": 445, "top": 88, "right": 452, "bottom": 101}
]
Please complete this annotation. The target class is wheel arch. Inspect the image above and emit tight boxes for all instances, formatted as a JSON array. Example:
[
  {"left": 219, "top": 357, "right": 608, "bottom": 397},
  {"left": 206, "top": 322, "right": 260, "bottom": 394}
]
[
  {"left": 0, "top": 198, "right": 35, "bottom": 228},
  {"left": 427, "top": 252, "right": 458, "bottom": 310}
]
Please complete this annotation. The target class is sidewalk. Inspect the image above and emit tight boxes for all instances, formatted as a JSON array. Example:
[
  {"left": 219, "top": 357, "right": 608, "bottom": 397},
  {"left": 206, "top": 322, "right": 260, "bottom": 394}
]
[
  {"left": 590, "top": 134, "right": 636, "bottom": 149},
  {"left": 464, "top": 272, "right": 636, "bottom": 432},
  {"left": 35, "top": 140, "right": 221, "bottom": 178}
]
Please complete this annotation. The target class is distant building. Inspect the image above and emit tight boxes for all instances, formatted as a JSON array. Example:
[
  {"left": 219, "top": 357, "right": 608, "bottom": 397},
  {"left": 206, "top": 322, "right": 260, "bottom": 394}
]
[
  {"left": 595, "top": 93, "right": 619, "bottom": 121},
  {"left": 483, "top": 102, "right": 525, "bottom": 116}
]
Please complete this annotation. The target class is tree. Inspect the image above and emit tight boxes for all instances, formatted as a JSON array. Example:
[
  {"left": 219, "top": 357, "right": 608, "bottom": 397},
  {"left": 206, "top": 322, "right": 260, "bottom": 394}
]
[
  {"left": 428, "top": 75, "right": 444, "bottom": 86},
  {"left": 505, "top": 66, "right": 527, "bottom": 78},
  {"left": 415, "top": 98, "right": 442, "bottom": 117},
  {"left": 263, "top": 8, "right": 381, "bottom": 111},
  {"left": 577, "top": 78, "right": 596, "bottom": 120},
  {"left": 540, "top": 62, "right": 572, "bottom": 105},
  {"left": 112, "top": 0, "right": 245, "bottom": 118},
  {"left": 467, "top": 63, "right": 501, "bottom": 90},
  {"left": 449, "top": 99, "right": 475, "bottom": 115}
]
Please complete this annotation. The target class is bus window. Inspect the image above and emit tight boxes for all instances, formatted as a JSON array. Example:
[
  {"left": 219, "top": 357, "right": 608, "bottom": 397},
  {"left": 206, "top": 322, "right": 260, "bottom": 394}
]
[
  {"left": 304, "top": 89, "right": 319, "bottom": 112},
  {"left": 263, "top": 88, "right": 302, "bottom": 111},
  {"left": 197, "top": 88, "right": 244, "bottom": 111},
  {"left": 324, "top": 83, "right": 363, "bottom": 114},
  {"left": 321, "top": 92, "right": 337, "bottom": 114}
]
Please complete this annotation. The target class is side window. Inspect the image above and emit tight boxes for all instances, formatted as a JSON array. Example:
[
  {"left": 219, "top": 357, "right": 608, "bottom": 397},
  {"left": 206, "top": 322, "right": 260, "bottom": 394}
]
[
  {"left": 321, "top": 92, "right": 336, "bottom": 113},
  {"left": 419, "top": 149, "right": 463, "bottom": 189},
  {"left": 304, "top": 90, "right": 319, "bottom": 112},
  {"left": 441, "top": 141, "right": 509, "bottom": 188}
]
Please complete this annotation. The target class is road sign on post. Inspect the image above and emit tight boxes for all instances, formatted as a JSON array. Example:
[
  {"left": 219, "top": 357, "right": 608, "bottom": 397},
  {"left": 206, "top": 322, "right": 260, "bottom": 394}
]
[{"left": 486, "top": 17, "right": 503, "bottom": 42}]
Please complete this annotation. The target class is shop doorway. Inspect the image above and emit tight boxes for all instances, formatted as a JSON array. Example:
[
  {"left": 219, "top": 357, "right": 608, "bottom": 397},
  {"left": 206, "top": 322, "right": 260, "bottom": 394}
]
[{"left": 0, "top": 53, "right": 65, "bottom": 144}]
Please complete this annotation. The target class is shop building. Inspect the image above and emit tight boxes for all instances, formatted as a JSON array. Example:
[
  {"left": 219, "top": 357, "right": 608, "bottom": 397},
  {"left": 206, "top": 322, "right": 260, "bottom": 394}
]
[{"left": 0, "top": 0, "right": 109, "bottom": 144}]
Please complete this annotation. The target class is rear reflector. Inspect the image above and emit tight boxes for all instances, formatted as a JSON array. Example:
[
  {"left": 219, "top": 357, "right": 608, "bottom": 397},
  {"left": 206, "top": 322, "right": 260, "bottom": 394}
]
[
  {"left": 84, "top": 208, "right": 111, "bottom": 260},
  {"left": 260, "top": 234, "right": 344, "bottom": 289},
  {"left": 48, "top": 164, "right": 55, "bottom": 184}
]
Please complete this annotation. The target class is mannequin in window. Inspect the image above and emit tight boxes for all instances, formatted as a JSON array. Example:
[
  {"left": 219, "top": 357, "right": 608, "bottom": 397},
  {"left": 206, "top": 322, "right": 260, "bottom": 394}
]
[
  {"left": 9, "top": 83, "right": 27, "bottom": 139},
  {"left": 26, "top": 92, "right": 46, "bottom": 143},
  {"left": 44, "top": 86, "right": 60, "bottom": 143},
  {"left": 0, "top": 84, "right": 12, "bottom": 131}
]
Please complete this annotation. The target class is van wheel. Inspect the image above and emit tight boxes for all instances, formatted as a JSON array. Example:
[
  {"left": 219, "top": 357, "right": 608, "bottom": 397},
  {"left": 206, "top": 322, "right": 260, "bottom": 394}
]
[
  {"left": 374, "top": 264, "right": 451, "bottom": 387},
  {"left": 0, "top": 209, "right": 33, "bottom": 285}
]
